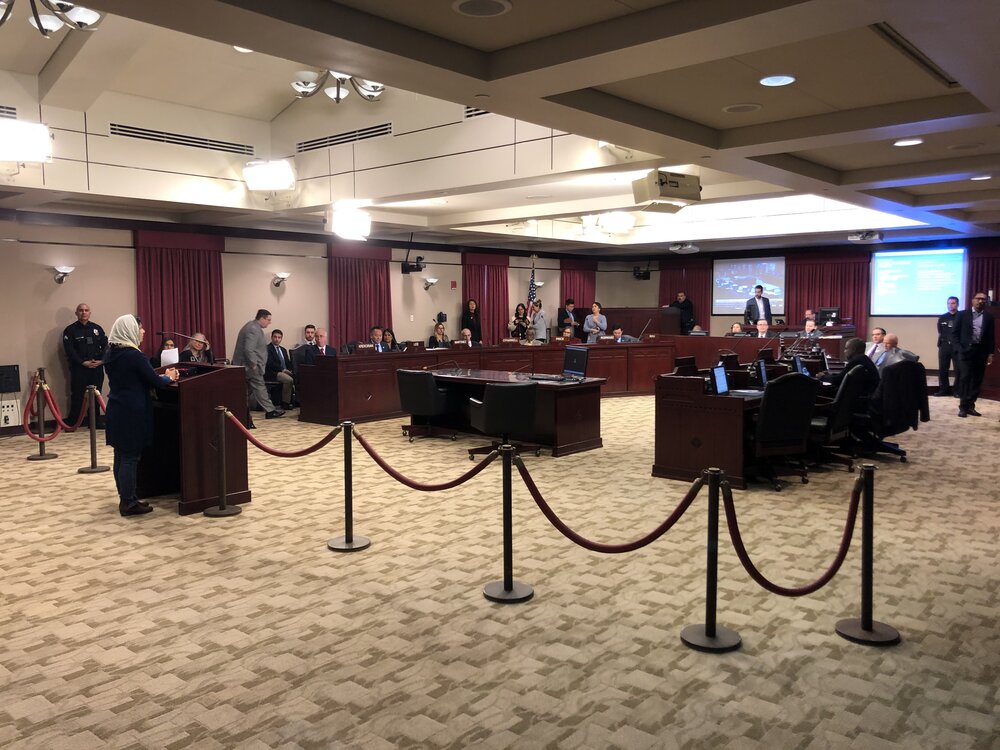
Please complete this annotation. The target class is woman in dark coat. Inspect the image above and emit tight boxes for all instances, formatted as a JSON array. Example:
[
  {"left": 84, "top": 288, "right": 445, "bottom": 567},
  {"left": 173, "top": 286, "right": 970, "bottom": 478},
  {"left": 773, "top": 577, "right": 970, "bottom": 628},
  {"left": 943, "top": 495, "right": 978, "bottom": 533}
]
[
  {"left": 104, "top": 314, "right": 179, "bottom": 516},
  {"left": 460, "top": 299, "right": 482, "bottom": 343}
]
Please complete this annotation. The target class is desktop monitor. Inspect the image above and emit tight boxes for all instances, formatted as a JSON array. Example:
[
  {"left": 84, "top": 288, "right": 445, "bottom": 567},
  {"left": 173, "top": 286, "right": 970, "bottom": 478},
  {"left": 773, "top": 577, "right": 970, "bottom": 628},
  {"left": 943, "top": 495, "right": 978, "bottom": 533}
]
[
  {"left": 758, "top": 359, "right": 769, "bottom": 387},
  {"left": 792, "top": 354, "right": 809, "bottom": 375},
  {"left": 711, "top": 365, "right": 729, "bottom": 395},
  {"left": 563, "top": 346, "right": 589, "bottom": 378},
  {"left": 757, "top": 347, "right": 775, "bottom": 363},
  {"left": 818, "top": 307, "right": 840, "bottom": 326}
]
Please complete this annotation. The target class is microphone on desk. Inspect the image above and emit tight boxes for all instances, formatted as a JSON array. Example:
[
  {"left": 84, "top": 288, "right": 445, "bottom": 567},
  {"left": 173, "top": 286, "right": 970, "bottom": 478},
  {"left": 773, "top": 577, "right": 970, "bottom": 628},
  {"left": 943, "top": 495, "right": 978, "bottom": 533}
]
[
  {"left": 637, "top": 318, "right": 653, "bottom": 339},
  {"left": 155, "top": 330, "right": 200, "bottom": 344},
  {"left": 423, "top": 359, "right": 460, "bottom": 372}
]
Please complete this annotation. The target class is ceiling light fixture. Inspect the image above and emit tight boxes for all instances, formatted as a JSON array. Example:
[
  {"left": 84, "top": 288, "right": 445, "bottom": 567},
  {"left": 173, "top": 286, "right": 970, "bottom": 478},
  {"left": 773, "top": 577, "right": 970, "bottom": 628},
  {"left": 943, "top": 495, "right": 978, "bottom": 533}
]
[
  {"left": 0, "top": 0, "right": 101, "bottom": 37},
  {"left": 326, "top": 204, "right": 372, "bottom": 241},
  {"left": 759, "top": 74, "right": 796, "bottom": 87},
  {"left": 0, "top": 119, "right": 53, "bottom": 163},
  {"left": 970, "top": 175, "right": 992, "bottom": 181},
  {"left": 669, "top": 243, "right": 699, "bottom": 254},
  {"left": 242, "top": 159, "right": 296, "bottom": 191},
  {"left": 452, "top": 0, "right": 512, "bottom": 17},
  {"left": 596, "top": 212, "right": 636, "bottom": 235},
  {"left": 232, "top": 45, "right": 253, "bottom": 53},
  {"left": 291, "top": 69, "right": 386, "bottom": 102},
  {"left": 893, "top": 137, "right": 924, "bottom": 147}
]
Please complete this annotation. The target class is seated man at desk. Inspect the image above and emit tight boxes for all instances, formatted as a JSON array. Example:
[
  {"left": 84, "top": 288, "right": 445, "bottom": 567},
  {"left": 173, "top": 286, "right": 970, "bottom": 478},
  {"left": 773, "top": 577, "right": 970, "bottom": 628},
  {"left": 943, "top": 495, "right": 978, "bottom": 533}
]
[
  {"left": 521, "top": 325, "right": 544, "bottom": 345},
  {"left": 369, "top": 326, "right": 389, "bottom": 353},
  {"left": 801, "top": 319, "right": 821, "bottom": 340},
  {"left": 611, "top": 325, "right": 640, "bottom": 343},
  {"left": 754, "top": 319, "right": 776, "bottom": 339},
  {"left": 819, "top": 337, "right": 879, "bottom": 396},
  {"left": 874, "top": 333, "right": 917, "bottom": 371},
  {"left": 264, "top": 329, "right": 295, "bottom": 408},
  {"left": 300, "top": 329, "right": 335, "bottom": 364},
  {"left": 457, "top": 328, "right": 481, "bottom": 348}
]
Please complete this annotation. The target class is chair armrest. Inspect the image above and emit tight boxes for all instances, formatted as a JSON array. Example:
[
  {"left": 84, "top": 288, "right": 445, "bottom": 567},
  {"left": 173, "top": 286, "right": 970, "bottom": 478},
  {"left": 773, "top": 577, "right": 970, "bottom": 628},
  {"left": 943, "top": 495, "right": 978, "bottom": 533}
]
[{"left": 469, "top": 398, "right": 483, "bottom": 407}]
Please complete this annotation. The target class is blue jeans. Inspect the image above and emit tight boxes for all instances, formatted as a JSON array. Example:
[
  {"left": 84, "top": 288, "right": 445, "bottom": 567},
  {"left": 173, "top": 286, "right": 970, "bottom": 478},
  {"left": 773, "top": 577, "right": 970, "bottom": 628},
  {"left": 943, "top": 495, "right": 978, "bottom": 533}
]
[{"left": 113, "top": 448, "right": 142, "bottom": 508}]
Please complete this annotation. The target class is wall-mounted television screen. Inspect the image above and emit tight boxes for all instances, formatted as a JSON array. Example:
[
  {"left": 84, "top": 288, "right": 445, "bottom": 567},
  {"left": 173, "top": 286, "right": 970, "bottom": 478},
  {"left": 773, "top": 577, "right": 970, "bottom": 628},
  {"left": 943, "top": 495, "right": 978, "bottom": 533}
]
[
  {"left": 712, "top": 256, "right": 785, "bottom": 315},
  {"left": 870, "top": 248, "right": 966, "bottom": 315}
]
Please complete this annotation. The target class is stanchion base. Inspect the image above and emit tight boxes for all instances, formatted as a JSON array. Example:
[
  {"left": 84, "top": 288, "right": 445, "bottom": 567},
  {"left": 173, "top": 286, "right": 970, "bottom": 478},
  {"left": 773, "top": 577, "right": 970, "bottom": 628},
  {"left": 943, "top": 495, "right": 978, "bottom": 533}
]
[
  {"left": 680, "top": 624, "right": 742, "bottom": 653},
  {"left": 483, "top": 580, "right": 534, "bottom": 603},
  {"left": 27, "top": 452, "right": 58, "bottom": 461},
  {"left": 835, "top": 618, "right": 901, "bottom": 647},
  {"left": 78, "top": 466, "right": 110, "bottom": 474},
  {"left": 204, "top": 505, "right": 242, "bottom": 518},
  {"left": 327, "top": 536, "right": 371, "bottom": 552}
]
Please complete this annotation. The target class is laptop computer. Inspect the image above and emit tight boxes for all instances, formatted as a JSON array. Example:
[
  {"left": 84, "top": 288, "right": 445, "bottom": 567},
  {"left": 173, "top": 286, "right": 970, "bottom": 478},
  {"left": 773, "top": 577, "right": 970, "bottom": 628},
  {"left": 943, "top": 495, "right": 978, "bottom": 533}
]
[{"left": 530, "top": 345, "right": 589, "bottom": 381}]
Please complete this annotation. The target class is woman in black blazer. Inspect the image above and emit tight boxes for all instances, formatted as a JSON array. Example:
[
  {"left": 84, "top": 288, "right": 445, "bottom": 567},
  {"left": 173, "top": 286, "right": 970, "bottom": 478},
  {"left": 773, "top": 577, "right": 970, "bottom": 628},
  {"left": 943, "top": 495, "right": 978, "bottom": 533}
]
[
  {"left": 460, "top": 299, "right": 482, "bottom": 343},
  {"left": 428, "top": 322, "right": 449, "bottom": 348},
  {"left": 178, "top": 332, "right": 214, "bottom": 364}
]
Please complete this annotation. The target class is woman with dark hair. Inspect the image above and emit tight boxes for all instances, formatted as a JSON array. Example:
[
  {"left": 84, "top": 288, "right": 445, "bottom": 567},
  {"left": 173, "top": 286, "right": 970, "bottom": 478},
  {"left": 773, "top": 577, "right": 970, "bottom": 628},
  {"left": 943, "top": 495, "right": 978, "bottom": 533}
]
[
  {"left": 104, "top": 314, "right": 179, "bottom": 516},
  {"left": 383, "top": 328, "right": 406, "bottom": 352},
  {"left": 150, "top": 337, "right": 176, "bottom": 367},
  {"left": 583, "top": 302, "right": 607, "bottom": 343},
  {"left": 460, "top": 299, "right": 482, "bottom": 343},
  {"left": 179, "top": 332, "right": 214, "bottom": 364},
  {"left": 508, "top": 303, "right": 529, "bottom": 340}
]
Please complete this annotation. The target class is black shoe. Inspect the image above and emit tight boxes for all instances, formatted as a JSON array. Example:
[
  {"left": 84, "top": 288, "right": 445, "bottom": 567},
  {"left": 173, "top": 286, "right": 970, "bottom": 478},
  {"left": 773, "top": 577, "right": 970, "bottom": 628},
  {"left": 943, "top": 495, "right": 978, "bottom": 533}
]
[
  {"left": 958, "top": 410, "right": 967, "bottom": 418},
  {"left": 248, "top": 420, "right": 256, "bottom": 429},
  {"left": 967, "top": 408, "right": 982, "bottom": 417},
  {"left": 120, "top": 503, "right": 153, "bottom": 517},
  {"left": 265, "top": 410, "right": 285, "bottom": 419},
  {"left": 932, "top": 390, "right": 951, "bottom": 397}
]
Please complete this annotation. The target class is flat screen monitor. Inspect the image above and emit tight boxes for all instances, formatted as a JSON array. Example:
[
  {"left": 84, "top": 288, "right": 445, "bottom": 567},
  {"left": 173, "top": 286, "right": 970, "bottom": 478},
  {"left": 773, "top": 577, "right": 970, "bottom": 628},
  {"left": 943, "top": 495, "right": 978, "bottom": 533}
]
[
  {"left": 818, "top": 307, "right": 840, "bottom": 325},
  {"left": 793, "top": 354, "right": 809, "bottom": 375},
  {"left": 758, "top": 359, "right": 769, "bottom": 387},
  {"left": 712, "top": 256, "right": 786, "bottom": 315},
  {"left": 711, "top": 365, "right": 729, "bottom": 395},
  {"left": 563, "top": 346, "right": 589, "bottom": 378},
  {"left": 757, "top": 347, "right": 775, "bottom": 363}
]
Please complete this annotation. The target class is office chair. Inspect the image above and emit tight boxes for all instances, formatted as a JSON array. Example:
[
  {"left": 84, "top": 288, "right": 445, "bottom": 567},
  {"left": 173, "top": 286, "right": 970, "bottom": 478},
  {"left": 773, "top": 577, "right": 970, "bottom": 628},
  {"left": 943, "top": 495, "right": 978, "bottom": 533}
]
[
  {"left": 808, "top": 365, "right": 866, "bottom": 472},
  {"left": 672, "top": 355, "right": 698, "bottom": 375},
  {"left": 467, "top": 381, "right": 541, "bottom": 459},
  {"left": 396, "top": 370, "right": 457, "bottom": 442},
  {"left": 718, "top": 352, "right": 739, "bottom": 370},
  {"left": 745, "top": 372, "right": 819, "bottom": 490},
  {"left": 854, "top": 359, "right": 929, "bottom": 462}
]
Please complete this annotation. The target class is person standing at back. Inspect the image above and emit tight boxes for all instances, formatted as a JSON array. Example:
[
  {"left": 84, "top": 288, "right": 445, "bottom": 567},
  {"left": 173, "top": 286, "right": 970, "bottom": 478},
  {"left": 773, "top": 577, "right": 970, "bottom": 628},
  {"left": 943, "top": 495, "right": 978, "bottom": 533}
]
[
  {"left": 460, "top": 299, "right": 482, "bottom": 343},
  {"left": 935, "top": 296, "right": 960, "bottom": 397},
  {"left": 233, "top": 309, "right": 284, "bottom": 419},
  {"left": 583, "top": 302, "right": 607, "bottom": 343},
  {"left": 62, "top": 302, "right": 108, "bottom": 425},
  {"left": 954, "top": 292, "right": 995, "bottom": 418},
  {"left": 668, "top": 291, "right": 696, "bottom": 333},
  {"left": 743, "top": 285, "right": 772, "bottom": 325}
]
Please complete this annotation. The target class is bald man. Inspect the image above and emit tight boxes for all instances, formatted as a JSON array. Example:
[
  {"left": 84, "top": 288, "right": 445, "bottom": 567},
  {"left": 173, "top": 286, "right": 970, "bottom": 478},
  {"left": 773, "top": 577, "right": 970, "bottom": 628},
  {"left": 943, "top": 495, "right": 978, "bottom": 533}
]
[{"left": 62, "top": 302, "right": 108, "bottom": 425}]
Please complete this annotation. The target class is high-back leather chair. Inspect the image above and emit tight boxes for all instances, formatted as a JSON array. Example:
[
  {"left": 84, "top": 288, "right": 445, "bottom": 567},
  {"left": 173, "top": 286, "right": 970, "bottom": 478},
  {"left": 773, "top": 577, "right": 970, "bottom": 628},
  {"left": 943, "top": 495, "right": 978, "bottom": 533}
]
[
  {"left": 672, "top": 355, "right": 697, "bottom": 375},
  {"left": 808, "top": 365, "right": 866, "bottom": 470},
  {"left": 468, "top": 381, "right": 540, "bottom": 458},
  {"left": 396, "top": 369, "right": 455, "bottom": 442},
  {"left": 747, "top": 372, "right": 819, "bottom": 490}
]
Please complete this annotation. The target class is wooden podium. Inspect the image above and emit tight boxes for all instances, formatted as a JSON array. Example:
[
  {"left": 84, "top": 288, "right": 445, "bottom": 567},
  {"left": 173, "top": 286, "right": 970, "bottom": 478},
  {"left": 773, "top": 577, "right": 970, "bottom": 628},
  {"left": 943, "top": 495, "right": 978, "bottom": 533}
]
[{"left": 137, "top": 364, "right": 251, "bottom": 515}]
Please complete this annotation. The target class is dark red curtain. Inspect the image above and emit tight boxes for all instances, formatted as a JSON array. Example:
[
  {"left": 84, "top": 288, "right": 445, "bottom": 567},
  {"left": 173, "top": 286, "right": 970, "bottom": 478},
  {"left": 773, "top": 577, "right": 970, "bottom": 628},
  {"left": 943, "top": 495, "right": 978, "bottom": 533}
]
[
  {"left": 967, "top": 239, "right": 1000, "bottom": 303},
  {"left": 786, "top": 250, "right": 870, "bottom": 337},
  {"left": 560, "top": 259, "right": 597, "bottom": 308},
  {"left": 462, "top": 253, "right": 509, "bottom": 345},
  {"left": 658, "top": 257, "right": 712, "bottom": 327},
  {"left": 328, "top": 243, "right": 393, "bottom": 348},
  {"left": 135, "top": 231, "right": 225, "bottom": 357}
]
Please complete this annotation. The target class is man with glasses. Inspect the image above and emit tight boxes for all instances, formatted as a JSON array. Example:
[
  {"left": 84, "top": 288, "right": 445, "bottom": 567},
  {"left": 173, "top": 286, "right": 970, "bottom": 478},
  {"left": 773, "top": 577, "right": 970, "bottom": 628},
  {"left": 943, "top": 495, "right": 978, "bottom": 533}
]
[{"left": 954, "top": 293, "right": 995, "bottom": 418}]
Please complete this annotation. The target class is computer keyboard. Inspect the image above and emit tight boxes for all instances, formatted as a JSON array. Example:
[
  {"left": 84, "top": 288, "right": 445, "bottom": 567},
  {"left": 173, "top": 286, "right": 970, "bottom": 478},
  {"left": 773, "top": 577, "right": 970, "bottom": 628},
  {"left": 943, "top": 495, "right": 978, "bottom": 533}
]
[
  {"left": 528, "top": 373, "right": 565, "bottom": 381},
  {"left": 728, "top": 388, "right": 764, "bottom": 396}
]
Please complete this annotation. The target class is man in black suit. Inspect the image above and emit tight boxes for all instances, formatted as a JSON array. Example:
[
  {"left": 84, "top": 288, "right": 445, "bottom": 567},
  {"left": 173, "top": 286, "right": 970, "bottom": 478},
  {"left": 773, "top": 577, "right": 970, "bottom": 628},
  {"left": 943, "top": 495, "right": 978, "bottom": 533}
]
[
  {"left": 935, "top": 296, "right": 960, "bottom": 396},
  {"left": 752, "top": 319, "right": 775, "bottom": 339},
  {"left": 557, "top": 299, "right": 582, "bottom": 340},
  {"left": 668, "top": 290, "right": 696, "bottom": 333},
  {"left": 458, "top": 328, "right": 482, "bottom": 348},
  {"left": 821, "top": 337, "right": 880, "bottom": 398},
  {"left": 264, "top": 329, "right": 294, "bottom": 408},
  {"left": 300, "top": 328, "right": 335, "bottom": 365},
  {"left": 955, "top": 292, "right": 995, "bottom": 418},
  {"left": 744, "top": 285, "right": 772, "bottom": 325},
  {"left": 369, "top": 326, "right": 389, "bottom": 352}
]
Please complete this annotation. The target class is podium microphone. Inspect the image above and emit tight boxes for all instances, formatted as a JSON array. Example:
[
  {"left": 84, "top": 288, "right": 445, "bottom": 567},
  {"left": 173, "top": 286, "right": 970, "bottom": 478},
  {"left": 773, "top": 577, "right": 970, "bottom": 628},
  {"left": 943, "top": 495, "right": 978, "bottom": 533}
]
[{"left": 637, "top": 318, "right": 654, "bottom": 339}]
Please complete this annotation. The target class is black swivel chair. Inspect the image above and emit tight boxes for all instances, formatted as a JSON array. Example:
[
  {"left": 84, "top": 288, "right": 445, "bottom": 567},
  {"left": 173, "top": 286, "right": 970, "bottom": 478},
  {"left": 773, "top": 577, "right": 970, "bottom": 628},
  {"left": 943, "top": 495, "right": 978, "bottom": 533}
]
[
  {"left": 467, "top": 381, "right": 541, "bottom": 459},
  {"left": 745, "top": 372, "right": 819, "bottom": 490},
  {"left": 855, "top": 359, "right": 929, "bottom": 462},
  {"left": 397, "top": 370, "right": 456, "bottom": 442},
  {"left": 672, "top": 355, "right": 698, "bottom": 375},
  {"left": 718, "top": 352, "right": 739, "bottom": 370},
  {"left": 808, "top": 365, "right": 866, "bottom": 471}
]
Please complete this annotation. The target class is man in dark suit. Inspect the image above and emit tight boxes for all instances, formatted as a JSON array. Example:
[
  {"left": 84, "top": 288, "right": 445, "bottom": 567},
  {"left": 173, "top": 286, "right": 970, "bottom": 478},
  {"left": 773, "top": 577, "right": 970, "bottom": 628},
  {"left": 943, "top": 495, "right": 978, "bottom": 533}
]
[
  {"left": 458, "top": 328, "right": 482, "bottom": 348},
  {"left": 935, "top": 296, "right": 960, "bottom": 396},
  {"left": 369, "top": 326, "right": 389, "bottom": 352},
  {"left": 668, "top": 290, "right": 696, "bottom": 333},
  {"left": 264, "top": 329, "right": 294, "bottom": 408},
  {"left": 821, "top": 337, "right": 880, "bottom": 398},
  {"left": 955, "top": 292, "right": 995, "bottom": 417},
  {"left": 744, "top": 285, "right": 772, "bottom": 325},
  {"left": 299, "top": 328, "right": 335, "bottom": 365},
  {"left": 752, "top": 319, "right": 776, "bottom": 339},
  {"left": 557, "top": 299, "right": 582, "bottom": 340},
  {"left": 611, "top": 325, "right": 640, "bottom": 343}
]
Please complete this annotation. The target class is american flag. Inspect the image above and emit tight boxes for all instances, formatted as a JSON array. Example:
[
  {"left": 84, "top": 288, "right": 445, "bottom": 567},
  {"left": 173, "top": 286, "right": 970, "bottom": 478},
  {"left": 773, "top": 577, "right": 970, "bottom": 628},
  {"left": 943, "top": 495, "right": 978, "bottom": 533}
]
[{"left": 526, "top": 266, "right": 537, "bottom": 310}]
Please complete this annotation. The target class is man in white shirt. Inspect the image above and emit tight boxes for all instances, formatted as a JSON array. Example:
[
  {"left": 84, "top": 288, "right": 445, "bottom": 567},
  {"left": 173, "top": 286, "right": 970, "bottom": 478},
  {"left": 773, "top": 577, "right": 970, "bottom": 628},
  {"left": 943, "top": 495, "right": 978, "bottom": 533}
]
[
  {"left": 866, "top": 328, "right": 886, "bottom": 360},
  {"left": 743, "top": 285, "right": 772, "bottom": 325},
  {"left": 755, "top": 319, "right": 773, "bottom": 338},
  {"left": 459, "top": 328, "right": 480, "bottom": 347}
]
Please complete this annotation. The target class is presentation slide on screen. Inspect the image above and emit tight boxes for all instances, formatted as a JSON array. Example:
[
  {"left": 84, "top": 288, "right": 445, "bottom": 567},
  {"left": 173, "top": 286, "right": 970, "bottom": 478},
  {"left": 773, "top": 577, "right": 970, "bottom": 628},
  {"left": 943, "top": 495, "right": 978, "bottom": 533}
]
[
  {"left": 712, "top": 256, "right": 785, "bottom": 315},
  {"left": 870, "top": 248, "right": 966, "bottom": 316}
]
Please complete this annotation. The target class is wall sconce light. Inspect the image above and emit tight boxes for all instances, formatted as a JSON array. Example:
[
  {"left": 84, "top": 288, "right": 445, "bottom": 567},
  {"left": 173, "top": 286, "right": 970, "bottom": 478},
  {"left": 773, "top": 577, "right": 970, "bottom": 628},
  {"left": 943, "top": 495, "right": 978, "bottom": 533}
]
[
  {"left": 535, "top": 280, "right": 545, "bottom": 287},
  {"left": 423, "top": 277, "right": 439, "bottom": 291},
  {"left": 272, "top": 272, "right": 291, "bottom": 287},
  {"left": 54, "top": 265, "right": 75, "bottom": 284}
]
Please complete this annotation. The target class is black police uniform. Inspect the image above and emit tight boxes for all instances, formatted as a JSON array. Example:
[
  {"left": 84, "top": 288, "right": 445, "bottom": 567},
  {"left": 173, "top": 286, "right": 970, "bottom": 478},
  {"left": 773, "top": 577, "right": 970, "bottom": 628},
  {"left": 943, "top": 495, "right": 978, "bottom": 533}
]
[
  {"left": 62, "top": 319, "right": 108, "bottom": 423},
  {"left": 935, "top": 310, "right": 959, "bottom": 395}
]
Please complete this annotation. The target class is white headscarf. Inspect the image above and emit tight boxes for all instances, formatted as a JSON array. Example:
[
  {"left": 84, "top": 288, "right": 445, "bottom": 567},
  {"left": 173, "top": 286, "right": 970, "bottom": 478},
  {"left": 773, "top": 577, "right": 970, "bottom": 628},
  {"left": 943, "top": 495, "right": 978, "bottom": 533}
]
[{"left": 108, "top": 314, "right": 142, "bottom": 349}]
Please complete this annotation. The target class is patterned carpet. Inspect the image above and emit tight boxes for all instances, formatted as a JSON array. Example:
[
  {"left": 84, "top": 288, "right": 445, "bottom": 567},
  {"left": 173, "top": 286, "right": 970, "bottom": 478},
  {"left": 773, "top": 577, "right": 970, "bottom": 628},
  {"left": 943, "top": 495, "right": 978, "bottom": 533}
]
[{"left": 1, "top": 394, "right": 998, "bottom": 749}]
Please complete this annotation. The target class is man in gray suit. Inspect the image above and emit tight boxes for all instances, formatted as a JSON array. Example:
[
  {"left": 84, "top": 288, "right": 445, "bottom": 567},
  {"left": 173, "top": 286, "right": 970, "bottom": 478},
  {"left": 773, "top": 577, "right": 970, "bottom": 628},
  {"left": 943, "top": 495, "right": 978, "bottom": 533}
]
[
  {"left": 874, "top": 333, "right": 917, "bottom": 372},
  {"left": 233, "top": 308, "right": 284, "bottom": 419}
]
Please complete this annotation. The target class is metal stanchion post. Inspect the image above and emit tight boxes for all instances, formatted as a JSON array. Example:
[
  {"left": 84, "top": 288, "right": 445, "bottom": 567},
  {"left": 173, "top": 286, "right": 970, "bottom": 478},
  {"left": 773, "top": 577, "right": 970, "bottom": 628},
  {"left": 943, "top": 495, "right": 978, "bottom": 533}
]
[
  {"left": 836, "top": 464, "right": 900, "bottom": 646},
  {"left": 205, "top": 406, "right": 241, "bottom": 517},
  {"left": 681, "top": 468, "right": 741, "bottom": 652},
  {"left": 484, "top": 443, "right": 533, "bottom": 603},
  {"left": 78, "top": 385, "right": 110, "bottom": 474},
  {"left": 329, "top": 422, "right": 370, "bottom": 551},
  {"left": 27, "top": 368, "right": 57, "bottom": 461}
]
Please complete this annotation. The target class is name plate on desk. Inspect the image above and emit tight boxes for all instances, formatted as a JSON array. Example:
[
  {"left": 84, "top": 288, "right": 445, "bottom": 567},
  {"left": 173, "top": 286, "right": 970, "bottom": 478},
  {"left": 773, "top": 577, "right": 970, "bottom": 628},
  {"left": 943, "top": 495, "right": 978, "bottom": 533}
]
[
  {"left": 643, "top": 334, "right": 658, "bottom": 341},
  {"left": 354, "top": 343, "right": 375, "bottom": 354},
  {"left": 597, "top": 336, "right": 615, "bottom": 344},
  {"left": 407, "top": 341, "right": 424, "bottom": 350},
  {"left": 499, "top": 338, "right": 519, "bottom": 346}
]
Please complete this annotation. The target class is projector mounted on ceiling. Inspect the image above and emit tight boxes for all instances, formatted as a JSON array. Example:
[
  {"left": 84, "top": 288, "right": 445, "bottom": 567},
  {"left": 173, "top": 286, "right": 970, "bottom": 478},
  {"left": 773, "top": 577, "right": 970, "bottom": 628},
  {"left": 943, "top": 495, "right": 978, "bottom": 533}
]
[
  {"left": 632, "top": 170, "right": 701, "bottom": 213},
  {"left": 401, "top": 255, "right": 426, "bottom": 273},
  {"left": 669, "top": 243, "right": 700, "bottom": 254},
  {"left": 848, "top": 231, "right": 884, "bottom": 244}
]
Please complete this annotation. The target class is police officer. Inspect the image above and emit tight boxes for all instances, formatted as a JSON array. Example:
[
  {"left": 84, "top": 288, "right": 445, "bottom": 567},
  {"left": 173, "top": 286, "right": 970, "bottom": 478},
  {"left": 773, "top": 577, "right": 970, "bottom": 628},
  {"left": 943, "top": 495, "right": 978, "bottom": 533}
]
[
  {"left": 935, "top": 296, "right": 960, "bottom": 396},
  {"left": 62, "top": 302, "right": 108, "bottom": 424}
]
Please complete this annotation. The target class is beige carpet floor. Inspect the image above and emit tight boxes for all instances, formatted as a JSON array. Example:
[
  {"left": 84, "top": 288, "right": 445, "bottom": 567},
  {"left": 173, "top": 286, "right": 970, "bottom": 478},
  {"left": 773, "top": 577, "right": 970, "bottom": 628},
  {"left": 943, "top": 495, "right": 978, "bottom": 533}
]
[{"left": 1, "top": 394, "right": 998, "bottom": 749}]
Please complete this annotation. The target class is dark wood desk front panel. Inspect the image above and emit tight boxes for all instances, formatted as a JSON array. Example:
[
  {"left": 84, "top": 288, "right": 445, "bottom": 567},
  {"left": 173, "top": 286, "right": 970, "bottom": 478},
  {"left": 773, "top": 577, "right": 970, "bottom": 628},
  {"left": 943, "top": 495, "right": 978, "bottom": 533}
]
[
  {"left": 628, "top": 343, "right": 676, "bottom": 393},
  {"left": 586, "top": 345, "right": 630, "bottom": 395}
]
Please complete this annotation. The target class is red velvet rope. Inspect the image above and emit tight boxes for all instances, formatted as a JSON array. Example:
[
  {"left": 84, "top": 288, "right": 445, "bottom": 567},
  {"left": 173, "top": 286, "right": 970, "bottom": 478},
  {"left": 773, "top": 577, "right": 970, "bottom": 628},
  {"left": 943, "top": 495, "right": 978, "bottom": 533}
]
[
  {"left": 21, "top": 378, "right": 62, "bottom": 443},
  {"left": 224, "top": 411, "right": 342, "bottom": 458},
  {"left": 353, "top": 429, "right": 500, "bottom": 491},
  {"left": 43, "top": 387, "right": 90, "bottom": 432},
  {"left": 515, "top": 455, "right": 706, "bottom": 553},
  {"left": 720, "top": 476, "right": 862, "bottom": 597}
]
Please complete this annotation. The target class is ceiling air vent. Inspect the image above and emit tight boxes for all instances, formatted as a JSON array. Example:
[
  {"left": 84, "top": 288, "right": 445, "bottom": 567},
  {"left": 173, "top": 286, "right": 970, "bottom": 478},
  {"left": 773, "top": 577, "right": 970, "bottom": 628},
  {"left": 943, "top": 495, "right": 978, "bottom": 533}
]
[
  {"left": 464, "top": 106, "right": 490, "bottom": 119},
  {"left": 296, "top": 122, "right": 392, "bottom": 154},
  {"left": 109, "top": 123, "right": 255, "bottom": 155},
  {"left": 0, "top": 105, "right": 16, "bottom": 119}
]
